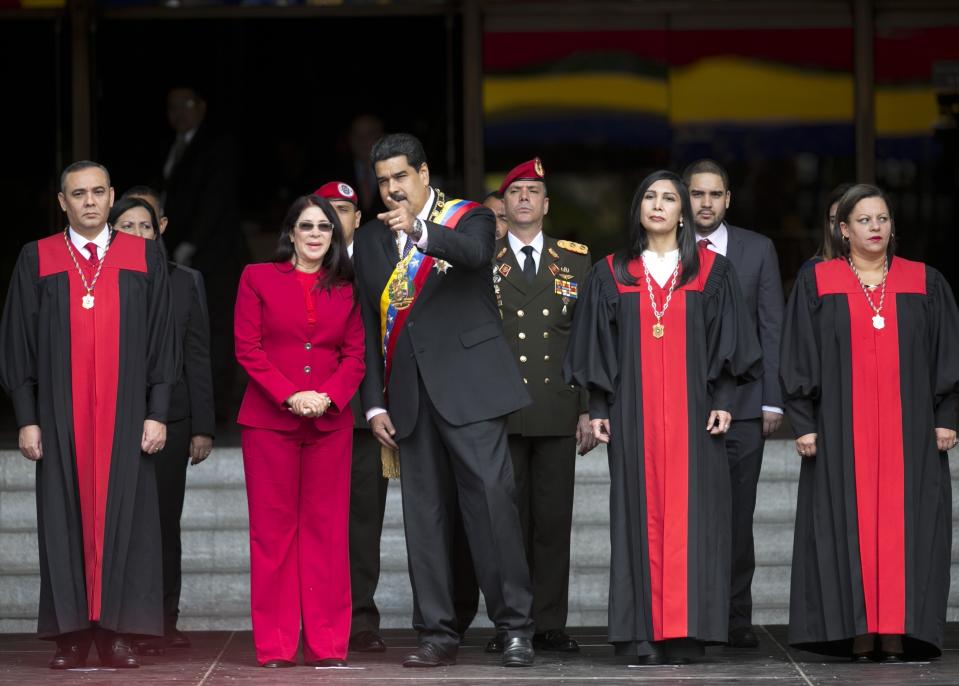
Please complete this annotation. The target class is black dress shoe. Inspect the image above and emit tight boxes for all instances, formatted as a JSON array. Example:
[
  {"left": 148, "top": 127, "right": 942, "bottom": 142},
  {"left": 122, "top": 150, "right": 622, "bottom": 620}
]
[
  {"left": 166, "top": 628, "right": 191, "bottom": 648},
  {"left": 728, "top": 626, "right": 760, "bottom": 648},
  {"left": 349, "top": 630, "right": 387, "bottom": 653},
  {"left": 502, "top": 637, "right": 534, "bottom": 667},
  {"left": 880, "top": 652, "right": 904, "bottom": 663},
  {"left": 533, "top": 629, "right": 580, "bottom": 652},
  {"left": 99, "top": 634, "right": 140, "bottom": 668},
  {"left": 402, "top": 642, "right": 456, "bottom": 667},
  {"left": 133, "top": 637, "right": 165, "bottom": 656},
  {"left": 485, "top": 631, "right": 506, "bottom": 653},
  {"left": 49, "top": 635, "right": 91, "bottom": 670},
  {"left": 261, "top": 659, "right": 296, "bottom": 668},
  {"left": 851, "top": 652, "right": 875, "bottom": 663},
  {"left": 635, "top": 652, "right": 665, "bottom": 665},
  {"left": 309, "top": 658, "right": 348, "bottom": 667}
]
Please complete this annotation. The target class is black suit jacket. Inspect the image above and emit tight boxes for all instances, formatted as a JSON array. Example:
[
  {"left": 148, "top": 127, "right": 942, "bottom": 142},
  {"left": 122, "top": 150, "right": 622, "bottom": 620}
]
[
  {"left": 353, "top": 192, "right": 531, "bottom": 440},
  {"left": 723, "top": 224, "right": 784, "bottom": 420},
  {"left": 161, "top": 124, "right": 244, "bottom": 270},
  {"left": 167, "top": 263, "right": 216, "bottom": 436}
]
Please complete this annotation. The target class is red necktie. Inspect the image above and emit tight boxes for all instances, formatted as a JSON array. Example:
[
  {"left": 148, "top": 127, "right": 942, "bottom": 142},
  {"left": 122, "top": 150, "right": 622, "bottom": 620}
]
[
  {"left": 697, "top": 238, "right": 711, "bottom": 249},
  {"left": 85, "top": 242, "right": 100, "bottom": 268}
]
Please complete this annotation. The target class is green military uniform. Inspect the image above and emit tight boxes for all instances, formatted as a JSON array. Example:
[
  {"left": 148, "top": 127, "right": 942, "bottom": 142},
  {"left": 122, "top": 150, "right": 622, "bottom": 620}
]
[{"left": 493, "top": 232, "right": 591, "bottom": 635}]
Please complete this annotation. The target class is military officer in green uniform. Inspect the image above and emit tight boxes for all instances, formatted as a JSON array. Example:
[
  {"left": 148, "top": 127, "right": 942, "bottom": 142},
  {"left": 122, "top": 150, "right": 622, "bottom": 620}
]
[{"left": 485, "top": 158, "right": 597, "bottom": 654}]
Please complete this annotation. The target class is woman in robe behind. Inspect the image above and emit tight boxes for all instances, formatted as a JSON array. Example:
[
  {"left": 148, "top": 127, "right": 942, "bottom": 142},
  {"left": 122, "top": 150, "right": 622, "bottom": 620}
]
[
  {"left": 782, "top": 183, "right": 959, "bottom": 662},
  {"left": 234, "top": 195, "right": 364, "bottom": 668},
  {"left": 564, "top": 170, "right": 761, "bottom": 664}
]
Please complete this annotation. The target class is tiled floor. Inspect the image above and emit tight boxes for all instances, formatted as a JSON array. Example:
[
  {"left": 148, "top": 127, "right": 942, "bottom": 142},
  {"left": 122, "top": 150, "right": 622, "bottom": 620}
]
[{"left": 2, "top": 626, "right": 958, "bottom": 685}]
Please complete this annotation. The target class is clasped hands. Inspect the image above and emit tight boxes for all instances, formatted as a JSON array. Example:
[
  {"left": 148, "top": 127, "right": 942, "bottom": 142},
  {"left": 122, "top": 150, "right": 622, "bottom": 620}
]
[{"left": 287, "top": 390, "right": 331, "bottom": 418}]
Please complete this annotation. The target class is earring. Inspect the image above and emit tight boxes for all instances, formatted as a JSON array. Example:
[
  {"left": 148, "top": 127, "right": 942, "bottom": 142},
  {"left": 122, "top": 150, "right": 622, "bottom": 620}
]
[{"left": 842, "top": 235, "right": 849, "bottom": 241}]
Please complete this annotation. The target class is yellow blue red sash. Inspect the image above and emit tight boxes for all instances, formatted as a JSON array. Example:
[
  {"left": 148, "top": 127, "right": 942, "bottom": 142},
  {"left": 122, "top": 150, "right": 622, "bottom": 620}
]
[{"left": 380, "top": 191, "right": 480, "bottom": 387}]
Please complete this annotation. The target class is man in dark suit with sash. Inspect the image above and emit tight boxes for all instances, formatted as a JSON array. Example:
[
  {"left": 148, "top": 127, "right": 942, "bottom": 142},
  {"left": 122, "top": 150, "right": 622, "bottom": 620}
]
[
  {"left": 352, "top": 133, "right": 535, "bottom": 668},
  {"left": 683, "top": 159, "right": 785, "bottom": 648}
]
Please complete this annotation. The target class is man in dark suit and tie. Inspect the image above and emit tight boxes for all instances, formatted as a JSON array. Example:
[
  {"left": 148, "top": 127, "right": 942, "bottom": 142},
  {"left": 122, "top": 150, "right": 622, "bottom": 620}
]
[
  {"left": 683, "top": 159, "right": 784, "bottom": 648},
  {"left": 353, "top": 133, "right": 535, "bottom": 668},
  {"left": 161, "top": 86, "right": 246, "bottom": 421}
]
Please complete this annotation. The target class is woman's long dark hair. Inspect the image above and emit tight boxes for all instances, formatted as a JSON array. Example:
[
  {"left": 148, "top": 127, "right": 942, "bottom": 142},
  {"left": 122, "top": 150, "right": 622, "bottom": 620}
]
[
  {"left": 108, "top": 195, "right": 168, "bottom": 258},
  {"left": 613, "top": 170, "right": 699, "bottom": 288},
  {"left": 108, "top": 195, "right": 161, "bottom": 237},
  {"left": 274, "top": 195, "right": 354, "bottom": 291},
  {"left": 829, "top": 183, "right": 897, "bottom": 261},
  {"left": 816, "top": 182, "right": 853, "bottom": 260}
]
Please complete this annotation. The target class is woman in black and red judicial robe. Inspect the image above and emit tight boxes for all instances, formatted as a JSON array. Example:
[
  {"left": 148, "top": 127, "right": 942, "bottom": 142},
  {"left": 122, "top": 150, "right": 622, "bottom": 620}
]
[
  {"left": 782, "top": 184, "right": 959, "bottom": 662},
  {"left": 564, "top": 171, "right": 761, "bottom": 664}
]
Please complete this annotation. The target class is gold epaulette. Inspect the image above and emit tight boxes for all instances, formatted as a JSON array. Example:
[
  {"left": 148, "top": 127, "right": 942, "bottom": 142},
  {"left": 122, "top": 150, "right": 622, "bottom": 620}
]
[{"left": 557, "top": 239, "right": 589, "bottom": 255}]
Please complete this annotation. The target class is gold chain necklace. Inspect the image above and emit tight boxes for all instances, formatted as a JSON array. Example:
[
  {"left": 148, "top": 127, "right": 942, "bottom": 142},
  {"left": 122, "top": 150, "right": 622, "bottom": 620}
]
[
  {"left": 63, "top": 229, "right": 111, "bottom": 309},
  {"left": 847, "top": 257, "right": 888, "bottom": 330},
  {"left": 642, "top": 254, "right": 680, "bottom": 339}
]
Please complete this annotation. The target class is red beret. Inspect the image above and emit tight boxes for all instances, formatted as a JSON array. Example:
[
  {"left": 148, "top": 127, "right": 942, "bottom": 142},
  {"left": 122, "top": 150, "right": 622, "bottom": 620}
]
[
  {"left": 312, "top": 181, "right": 359, "bottom": 206},
  {"left": 498, "top": 157, "right": 546, "bottom": 195}
]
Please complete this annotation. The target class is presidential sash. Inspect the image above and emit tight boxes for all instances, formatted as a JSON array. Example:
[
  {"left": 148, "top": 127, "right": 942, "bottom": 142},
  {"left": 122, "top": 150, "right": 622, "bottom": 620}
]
[{"left": 379, "top": 190, "right": 480, "bottom": 387}]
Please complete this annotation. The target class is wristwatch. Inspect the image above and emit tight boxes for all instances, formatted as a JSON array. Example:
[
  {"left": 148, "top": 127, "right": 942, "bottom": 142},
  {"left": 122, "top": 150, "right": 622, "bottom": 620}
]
[{"left": 410, "top": 218, "right": 424, "bottom": 243}]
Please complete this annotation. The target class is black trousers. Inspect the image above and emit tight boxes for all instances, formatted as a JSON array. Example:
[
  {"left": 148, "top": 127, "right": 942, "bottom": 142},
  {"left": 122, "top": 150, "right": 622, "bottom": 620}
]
[
  {"left": 154, "top": 417, "right": 192, "bottom": 633},
  {"left": 725, "top": 418, "right": 765, "bottom": 632},
  {"left": 508, "top": 434, "right": 576, "bottom": 632},
  {"left": 348, "top": 428, "right": 389, "bottom": 636},
  {"left": 398, "top": 378, "right": 534, "bottom": 653}
]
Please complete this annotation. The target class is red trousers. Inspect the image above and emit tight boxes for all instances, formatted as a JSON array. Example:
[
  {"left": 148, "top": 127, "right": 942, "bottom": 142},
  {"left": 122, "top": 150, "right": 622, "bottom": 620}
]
[{"left": 242, "top": 421, "right": 352, "bottom": 663}]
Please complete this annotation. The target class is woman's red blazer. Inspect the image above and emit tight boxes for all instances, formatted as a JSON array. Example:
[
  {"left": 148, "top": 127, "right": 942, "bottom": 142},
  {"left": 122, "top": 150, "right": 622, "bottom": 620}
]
[{"left": 234, "top": 262, "right": 365, "bottom": 431}]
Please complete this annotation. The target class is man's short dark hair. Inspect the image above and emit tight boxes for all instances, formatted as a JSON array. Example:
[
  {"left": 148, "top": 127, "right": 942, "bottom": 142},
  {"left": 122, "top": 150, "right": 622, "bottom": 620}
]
[
  {"left": 122, "top": 185, "right": 164, "bottom": 216},
  {"left": 484, "top": 190, "right": 502, "bottom": 201},
  {"left": 60, "top": 161, "right": 111, "bottom": 193},
  {"left": 370, "top": 133, "right": 428, "bottom": 170},
  {"left": 681, "top": 159, "right": 729, "bottom": 192}
]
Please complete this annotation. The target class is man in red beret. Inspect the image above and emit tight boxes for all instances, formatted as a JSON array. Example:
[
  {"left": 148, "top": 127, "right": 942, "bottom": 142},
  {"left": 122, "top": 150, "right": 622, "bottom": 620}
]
[
  {"left": 312, "top": 181, "right": 389, "bottom": 653},
  {"left": 313, "top": 181, "right": 362, "bottom": 257},
  {"left": 485, "top": 157, "right": 596, "bottom": 654}
]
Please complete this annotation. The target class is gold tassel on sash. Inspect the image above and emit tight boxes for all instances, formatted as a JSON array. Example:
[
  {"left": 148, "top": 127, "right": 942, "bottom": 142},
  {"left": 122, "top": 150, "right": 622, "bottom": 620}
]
[{"left": 380, "top": 445, "right": 401, "bottom": 479}]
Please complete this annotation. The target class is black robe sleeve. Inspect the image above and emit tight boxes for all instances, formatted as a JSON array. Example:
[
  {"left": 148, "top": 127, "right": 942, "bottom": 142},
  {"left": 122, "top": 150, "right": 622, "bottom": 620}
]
[
  {"left": 0, "top": 243, "right": 40, "bottom": 428},
  {"left": 928, "top": 268, "right": 959, "bottom": 431},
  {"left": 144, "top": 240, "right": 178, "bottom": 422},
  {"left": 779, "top": 266, "right": 821, "bottom": 438},
  {"left": 563, "top": 260, "right": 619, "bottom": 421},
  {"left": 184, "top": 269, "right": 215, "bottom": 437},
  {"left": 704, "top": 257, "right": 763, "bottom": 413}
]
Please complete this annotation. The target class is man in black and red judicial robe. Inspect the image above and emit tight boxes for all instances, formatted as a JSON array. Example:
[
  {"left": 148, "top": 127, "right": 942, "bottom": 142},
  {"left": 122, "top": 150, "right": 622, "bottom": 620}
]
[
  {"left": 782, "top": 254, "right": 959, "bottom": 659},
  {"left": 564, "top": 239, "right": 761, "bottom": 662},
  {"left": 0, "top": 161, "right": 177, "bottom": 669}
]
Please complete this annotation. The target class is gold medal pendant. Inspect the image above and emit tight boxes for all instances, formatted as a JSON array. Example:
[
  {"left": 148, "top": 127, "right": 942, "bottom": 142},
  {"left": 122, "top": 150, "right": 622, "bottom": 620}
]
[
  {"left": 652, "top": 322, "right": 665, "bottom": 338},
  {"left": 872, "top": 314, "right": 885, "bottom": 330},
  {"left": 82, "top": 293, "right": 95, "bottom": 309}
]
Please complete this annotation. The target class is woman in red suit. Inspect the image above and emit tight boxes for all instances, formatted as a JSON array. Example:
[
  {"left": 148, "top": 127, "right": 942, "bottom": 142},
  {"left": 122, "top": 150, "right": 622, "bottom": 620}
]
[{"left": 234, "top": 194, "right": 365, "bottom": 668}]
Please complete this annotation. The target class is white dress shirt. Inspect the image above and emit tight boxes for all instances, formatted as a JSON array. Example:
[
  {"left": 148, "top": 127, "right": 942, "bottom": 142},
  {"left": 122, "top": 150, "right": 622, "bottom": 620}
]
[
  {"left": 508, "top": 230, "right": 544, "bottom": 274},
  {"left": 695, "top": 222, "right": 781, "bottom": 416},
  {"left": 68, "top": 225, "right": 111, "bottom": 261},
  {"left": 641, "top": 249, "right": 679, "bottom": 288},
  {"left": 695, "top": 222, "right": 729, "bottom": 255}
]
